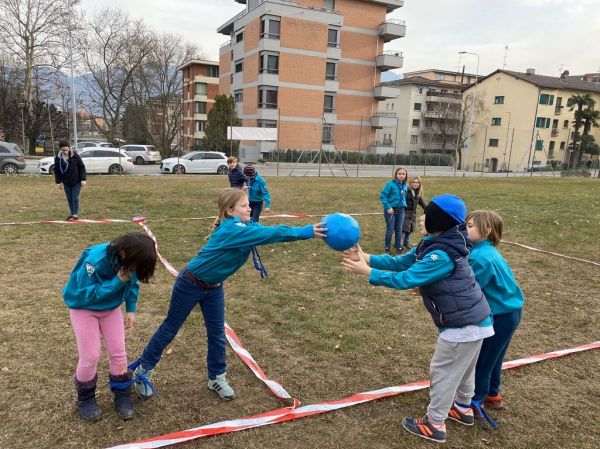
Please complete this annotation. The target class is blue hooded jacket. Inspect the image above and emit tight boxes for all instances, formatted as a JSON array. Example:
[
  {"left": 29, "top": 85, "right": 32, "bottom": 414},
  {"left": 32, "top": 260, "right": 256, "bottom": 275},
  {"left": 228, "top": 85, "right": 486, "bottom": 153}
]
[
  {"left": 247, "top": 173, "right": 271, "bottom": 208},
  {"left": 379, "top": 180, "right": 407, "bottom": 210}
]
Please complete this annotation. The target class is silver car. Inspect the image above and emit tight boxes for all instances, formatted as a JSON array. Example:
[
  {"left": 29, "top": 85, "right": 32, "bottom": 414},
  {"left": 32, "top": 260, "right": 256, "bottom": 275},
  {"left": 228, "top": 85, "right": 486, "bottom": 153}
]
[
  {"left": 0, "top": 142, "right": 26, "bottom": 174},
  {"left": 122, "top": 144, "right": 162, "bottom": 165}
]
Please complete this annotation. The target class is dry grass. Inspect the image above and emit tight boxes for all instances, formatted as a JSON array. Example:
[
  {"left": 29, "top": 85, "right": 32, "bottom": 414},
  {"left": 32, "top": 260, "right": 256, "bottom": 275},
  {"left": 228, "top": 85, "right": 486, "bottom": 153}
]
[{"left": 0, "top": 174, "right": 598, "bottom": 449}]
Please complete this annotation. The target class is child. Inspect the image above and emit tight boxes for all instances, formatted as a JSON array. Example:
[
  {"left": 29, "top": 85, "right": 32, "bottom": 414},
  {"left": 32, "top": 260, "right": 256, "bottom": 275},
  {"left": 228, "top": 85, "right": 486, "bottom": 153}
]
[
  {"left": 227, "top": 156, "right": 246, "bottom": 189},
  {"left": 379, "top": 167, "right": 408, "bottom": 254},
  {"left": 133, "top": 188, "right": 326, "bottom": 401},
  {"left": 402, "top": 176, "right": 427, "bottom": 250},
  {"left": 243, "top": 165, "right": 271, "bottom": 222},
  {"left": 466, "top": 210, "right": 524, "bottom": 415},
  {"left": 341, "top": 194, "right": 493, "bottom": 444},
  {"left": 64, "top": 233, "right": 157, "bottom": 422}
]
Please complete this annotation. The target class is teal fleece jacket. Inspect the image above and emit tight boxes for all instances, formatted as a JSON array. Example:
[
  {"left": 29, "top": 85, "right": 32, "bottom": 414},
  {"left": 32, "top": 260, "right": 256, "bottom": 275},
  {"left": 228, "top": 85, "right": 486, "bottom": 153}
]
[{"left": 379, "top": 180, "right": 408, "bottom": 210}]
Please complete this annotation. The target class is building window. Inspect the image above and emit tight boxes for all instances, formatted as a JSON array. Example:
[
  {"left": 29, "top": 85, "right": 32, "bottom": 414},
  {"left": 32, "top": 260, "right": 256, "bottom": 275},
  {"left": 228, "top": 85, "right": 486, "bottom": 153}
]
[
  {"left": 491, "top": 117, "right": 502, "bottom": 126},
  {"left": 535, "top": 139, "right": 543, "bottom": 151},
  {"left": 235, "top": 31, "right": 244, "bottom": 43},
  {"left": 235, "top": 60, "right": 243, "bottom": 73},
  {"left": 539, "top": 93, "right": 554, "bottom": 105},
  {"left": 195, "top": 83, "right": 207, "bottom": 95},
  {"left": 259, "top": 52, "right": 279, "bottom": 74},
  {"left": 441, "top": 89, "right": 448, "bottom": 93},
  {"left": 536, "top": 117, "right": 549, "bottom": 128},
  {"left": 494, "top": 96, "right": 505, "bottom": 104},
  {"left": 324, "top": 92, "right": 335, "bottom": 113},
  {"left": 489, "top": 138, "right": 499, "bottom": 147},
  {"left": 416, "top": 87, "right": 423, "bottom": 95},
  {"left": 208, "top": 66, "right": 219, "bottom": 77},
  {"left": 563, "top": 119, "right": 569, "bottom": 128},
  {"left": 560, "top": 141, "right": 566, "bottom": 150},
  {"left": 195, "top": 102, "right": 207, "bottom": 114},
  {"left": 548, "top": 141, "right": 555, "bottom": 151},
  {"left": 258, "top": 86, "right": 278, "bottom": 109},
  {"left": 436, "top": 73, "right": 445, "bottom": 81},
  {"left": 412, "top": 119, "right": 420, "bottom": 127},
  {"left": 410, "top": 135, "right": 419, "bottom": 144},
  {"left": 258, "top": 120, "right": 277, "bottom": 128},
  {"left": 322, "top": 124, "right": 334, "bottom": 144},
  {"left": 391, "top": 103, "right": 394, "bottom": 110},
  {"left": 325, "top": 61, "right": 337, "bottom": 80},
  {"left": 234, "top": 90, "right": 243, "bottom": 103},
  {"left": 327, "top": 28, "right": 340, "bottom": 48},
  {"left": 196, "top": 121, "right": 206, "bottom": 132},
  {"left": 324, "top": 0, "right": 335, "bottom": 9},
  {"left": 414, "top": 103, "right": 422, "bottom": 111},
  {"left": 261, "top": 16, "right": 280, "bottom": 39}
]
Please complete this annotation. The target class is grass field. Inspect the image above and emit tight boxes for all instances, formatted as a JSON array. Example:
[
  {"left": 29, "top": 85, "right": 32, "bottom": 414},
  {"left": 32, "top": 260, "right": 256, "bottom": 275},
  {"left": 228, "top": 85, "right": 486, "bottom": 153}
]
[{"left": 0, "top": 174, "right": 599, "bottom": 449}]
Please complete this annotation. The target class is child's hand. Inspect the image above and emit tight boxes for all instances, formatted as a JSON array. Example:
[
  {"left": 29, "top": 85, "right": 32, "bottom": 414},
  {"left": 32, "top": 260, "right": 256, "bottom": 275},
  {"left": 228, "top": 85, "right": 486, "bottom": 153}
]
[
  {"left": 312, "top": 222, "right": 327, "bottom": 238},
  {"left": 124, "top": 312, "right": 136, "bottom": 329},
  {"left": 341, "top": 251, "right": 371, "bottom": 276},
  {"left": 118, "top": 268, "right": 131, "bottom": 282},
  {"left": 265, "top": 207, "right": 271, "bottom": 213},
  {"left": 341, "top": 244, "right": 369, "bottom": 264},
  {"left": 387, "top": 208, "right": 394, "bottom": 215}
]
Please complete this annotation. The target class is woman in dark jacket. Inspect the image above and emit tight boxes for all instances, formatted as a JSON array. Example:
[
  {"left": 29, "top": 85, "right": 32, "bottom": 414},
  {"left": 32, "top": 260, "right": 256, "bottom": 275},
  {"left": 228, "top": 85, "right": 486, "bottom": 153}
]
[
  {"left": 54, "top": 140, "right": 87, "bottom": 221},
  {"left": 401, "top": 176, "right": 427, "bottom": 249}
]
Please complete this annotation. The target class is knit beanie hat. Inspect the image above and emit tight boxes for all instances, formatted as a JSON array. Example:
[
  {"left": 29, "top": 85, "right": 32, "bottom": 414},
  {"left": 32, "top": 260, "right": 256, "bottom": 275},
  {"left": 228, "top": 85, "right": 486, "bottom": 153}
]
[
  {"left": 424, "top": 194, "right": 467, "bottom": 234},
  {"left": 243, "top": 165, "right": 256, "bottom": 177}
]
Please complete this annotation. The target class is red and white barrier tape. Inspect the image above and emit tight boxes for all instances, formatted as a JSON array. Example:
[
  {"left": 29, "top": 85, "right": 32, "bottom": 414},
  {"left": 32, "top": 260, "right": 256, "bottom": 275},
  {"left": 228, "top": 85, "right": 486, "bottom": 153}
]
[
  {"left": 137, "top": 221, "right": 297, "bottom": 406},
  {"left": 107, "top": 340, "right": 600, "bottom": 449},
  {"left": 502, "top": 240, "right": 600, "bottom": 268}
]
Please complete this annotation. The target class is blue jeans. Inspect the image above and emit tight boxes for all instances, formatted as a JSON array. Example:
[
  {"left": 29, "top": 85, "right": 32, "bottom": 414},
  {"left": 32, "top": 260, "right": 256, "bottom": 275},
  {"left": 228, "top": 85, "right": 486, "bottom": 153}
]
[
  {"left": 140, "top": 272, "right": 227, "bottom": 378},
  {"left": 384, "top": 207, "right": 405, "bottom": 250},
  {"left": 250, "top": 201, "right": 263, "bottom": 222},
  {"left": 473, "top": 308, "right": 522, "bottom": 402},
  {"left": 63, "top": 183, "right": 81, "bottom": 216}
]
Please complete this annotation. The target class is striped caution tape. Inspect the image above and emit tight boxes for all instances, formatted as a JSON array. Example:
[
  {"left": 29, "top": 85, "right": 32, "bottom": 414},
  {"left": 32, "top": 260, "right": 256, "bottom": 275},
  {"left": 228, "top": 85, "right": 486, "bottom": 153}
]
[
  {"left": 502, "top": 240, "right": 600, "bottom": 268},
  {"left": 137, "top": 221, "right": 297, "bottom": 406},
  {"left": 106, "top": 340, "right": 600, "bottom": 449}
]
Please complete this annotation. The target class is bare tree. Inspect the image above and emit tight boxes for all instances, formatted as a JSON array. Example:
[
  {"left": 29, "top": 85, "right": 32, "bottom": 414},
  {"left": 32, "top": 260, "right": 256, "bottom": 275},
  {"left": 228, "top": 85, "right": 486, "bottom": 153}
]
[
  {"left": 456, "top": 91, "right": 486, "bottom": 170},
  {"left": 130, "top": 32, "right": 198, "bottom": 157},
  {"left": 0, "top": 0, "right": 77, "bottom": 151},
  {"left": 79, "top": 7, "right": 154, "bottom": 143}
]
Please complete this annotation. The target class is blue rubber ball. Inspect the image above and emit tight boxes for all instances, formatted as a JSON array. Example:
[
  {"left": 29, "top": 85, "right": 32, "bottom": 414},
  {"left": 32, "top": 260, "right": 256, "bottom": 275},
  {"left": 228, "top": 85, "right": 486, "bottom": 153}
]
[{"left": 322, "top": 213, "right": 361, "bottom": 251}]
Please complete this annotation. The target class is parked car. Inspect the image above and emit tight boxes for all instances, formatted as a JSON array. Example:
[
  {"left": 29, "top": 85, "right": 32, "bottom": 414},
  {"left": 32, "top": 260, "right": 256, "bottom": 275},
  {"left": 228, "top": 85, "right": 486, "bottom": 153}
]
[
  {"left": 39, "top": 148, "right": 134, "bottom": 175},
  {"left": 0, "top": 142, "right": 26, "bottom": 174},
  {"left": 121, "top": 144, "right": 161, "bottom": 165},
  {"left": 160, "top": 151, "right": 228, "bottom": 174},
  {"left": 76, "top": 141, "right": 110, "bottom": 150}
]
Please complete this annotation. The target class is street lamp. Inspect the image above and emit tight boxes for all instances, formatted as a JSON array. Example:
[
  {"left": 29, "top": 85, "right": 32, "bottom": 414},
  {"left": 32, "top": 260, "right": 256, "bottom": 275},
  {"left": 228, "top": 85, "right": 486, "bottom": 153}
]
[
  {"left": 459, "top": 51, "right": 480, "bottom": 155},
  {"left": 502, "top": 111, "right": 512, "bottom": 171},
  {"left": 18, "top": 102, "right": 26, "bottom": 153}
]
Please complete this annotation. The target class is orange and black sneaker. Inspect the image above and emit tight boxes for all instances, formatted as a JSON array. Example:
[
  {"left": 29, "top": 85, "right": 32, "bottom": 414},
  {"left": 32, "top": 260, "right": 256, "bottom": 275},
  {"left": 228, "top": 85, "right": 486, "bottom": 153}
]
[
  {"left": 485, "top": 394, "right": 504, "bottom": 410},
  {"left": 402, "top": 415, "right": 447, "bottom": 443},
  {"left": 447, "top": 401, "right": 475, "bottom": 426}
]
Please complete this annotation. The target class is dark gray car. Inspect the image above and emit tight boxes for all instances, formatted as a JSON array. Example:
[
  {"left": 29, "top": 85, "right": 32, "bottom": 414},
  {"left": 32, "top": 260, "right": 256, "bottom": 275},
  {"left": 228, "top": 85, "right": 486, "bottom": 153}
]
[{"left": 0, "top": 143, "right": 26, "bottom": 174}]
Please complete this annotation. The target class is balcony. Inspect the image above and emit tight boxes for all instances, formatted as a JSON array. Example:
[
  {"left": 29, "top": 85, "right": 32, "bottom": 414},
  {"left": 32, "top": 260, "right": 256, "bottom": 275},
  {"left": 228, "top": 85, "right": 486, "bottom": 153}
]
[
  {"left": 551, "top": 128, "right": 559, "bottom": 137},
  {"left": 363, "top": 0, "right": 405, "bottom": 12},
  {"left": 378, "top": 19, "right": 406, "bottom": 42},
  {"left": 426, "top": 91, "right": 462, "bottom": 104},
  {"left": 422, "top": 110, "right": 461, "bottom": 120},
  {"left": 373, "top": 84, "right": 400, "bottom": 99},
  {"left": 371, "top": 112, "right": 397, "bottom": 128},
  {"left": 367, "top": 140, "right": 394, "bottom": 154},
  {"left": 420, "top": 126, "right": 460, "bottom": 136},
  {"left": 376, "top": 51, "right": 403, "bottom": 71}
]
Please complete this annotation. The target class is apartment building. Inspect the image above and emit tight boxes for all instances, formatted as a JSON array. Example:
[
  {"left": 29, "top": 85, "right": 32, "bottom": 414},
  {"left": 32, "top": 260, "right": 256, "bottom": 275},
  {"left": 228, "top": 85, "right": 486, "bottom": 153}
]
[
  {"left": 179, "top": 60, "right": 220, "bottom": 150},
  {"left": 372, "top": 70, "right": 475, "bottom": 155},
  {"left": 463, "top": 69, "right": 600, "bottom": 172},
  {"left": 217, "top": 0, "right": 406, "bottom": 161}
]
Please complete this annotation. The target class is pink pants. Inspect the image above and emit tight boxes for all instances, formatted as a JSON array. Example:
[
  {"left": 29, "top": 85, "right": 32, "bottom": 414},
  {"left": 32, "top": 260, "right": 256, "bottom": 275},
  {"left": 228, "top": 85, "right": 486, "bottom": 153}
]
[{"left": 69, "top": 308, "right": 128, "bottom": 381}]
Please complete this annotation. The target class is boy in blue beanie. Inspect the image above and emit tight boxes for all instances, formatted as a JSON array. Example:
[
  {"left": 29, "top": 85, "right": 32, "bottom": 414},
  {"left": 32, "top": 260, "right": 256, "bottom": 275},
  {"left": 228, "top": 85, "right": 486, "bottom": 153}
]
[{"left": 342, "top": 194, "right": 493, "bottom": 443}]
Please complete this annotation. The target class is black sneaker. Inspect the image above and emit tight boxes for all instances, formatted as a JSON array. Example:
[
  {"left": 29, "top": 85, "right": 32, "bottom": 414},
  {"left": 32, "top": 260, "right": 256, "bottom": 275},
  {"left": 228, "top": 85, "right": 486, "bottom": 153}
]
[
  {"left": 66, "top": 215, "right": 75, "bottom": 221},
  {"left": 448, "top": 402, "right": 475, "bottom": 426},
  {"left": 402, "top": 415, "right": 446, "bottom": 443}
]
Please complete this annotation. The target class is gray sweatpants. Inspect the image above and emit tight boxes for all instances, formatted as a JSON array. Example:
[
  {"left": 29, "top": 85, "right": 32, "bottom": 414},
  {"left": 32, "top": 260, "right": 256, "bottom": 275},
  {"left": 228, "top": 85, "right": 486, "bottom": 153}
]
[{"left": 426, "top": 336, "right": 483, "bottom": 425}]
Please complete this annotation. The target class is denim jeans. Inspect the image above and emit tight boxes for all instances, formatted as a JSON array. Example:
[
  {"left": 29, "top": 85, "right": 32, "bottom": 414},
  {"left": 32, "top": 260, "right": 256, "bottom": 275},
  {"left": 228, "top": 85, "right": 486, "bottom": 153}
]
[
  {"left": 140, "top": 272, "right": 227, "bottom": 378},
  {"left": 384, "top": 207, "right": 405, "bottom": 249},
  {"left": 250, "top": 201, "right": 263, "bottom": 222},
  {"left": 402, "top": 231, "right": 411, "bottom": 247},
  {"left": 63, "top": 183, "right": 81, "bottom": 216},
  {"left": 473, "top": 308, "right": 522, "bottom": 402}
]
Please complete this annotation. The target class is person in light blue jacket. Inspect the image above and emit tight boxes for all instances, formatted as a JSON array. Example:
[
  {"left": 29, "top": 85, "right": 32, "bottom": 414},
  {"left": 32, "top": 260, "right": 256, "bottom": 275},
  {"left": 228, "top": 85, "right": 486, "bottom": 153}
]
[
  {"left": 64, "top": 233, "right": 157, "bottom": 422},
  {"left": 133, "top": 188, "right": 326, "bottom": 401},
  {"left": 466, "top": 210, "right": 524, "bottom": 415},
  {"left": 379, "top": 167, "right": 408, "bottom": 254},
  {"left": 243, "top": 164, "right": 271, "bottom": 222}
]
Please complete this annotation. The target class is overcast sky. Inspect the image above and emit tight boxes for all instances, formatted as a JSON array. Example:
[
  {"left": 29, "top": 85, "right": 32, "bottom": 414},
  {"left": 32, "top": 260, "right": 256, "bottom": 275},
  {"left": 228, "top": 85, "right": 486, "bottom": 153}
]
[{"left": 80, "top": 0, "right": 600, "bottom": 77}]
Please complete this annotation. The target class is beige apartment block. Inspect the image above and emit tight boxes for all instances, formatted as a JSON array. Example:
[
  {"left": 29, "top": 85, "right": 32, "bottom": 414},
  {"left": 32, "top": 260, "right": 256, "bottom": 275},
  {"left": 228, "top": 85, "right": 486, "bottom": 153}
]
[
  {"left": 218, "top": 0, "right": 406, "bottom": 161},
  {"left": 372, "top": 70, "right": 475, "bottom": 155},
  {"left": 463, "top": 69, "right": 600, "bottom": 172},
  {"left": 179, "top": 60, "right": 220, "bottom": 150}
]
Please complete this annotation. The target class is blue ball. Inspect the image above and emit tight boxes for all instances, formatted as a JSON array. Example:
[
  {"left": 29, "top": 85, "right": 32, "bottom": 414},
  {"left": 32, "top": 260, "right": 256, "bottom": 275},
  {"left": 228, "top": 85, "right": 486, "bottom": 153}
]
[{"left": 322, "top": 213, "right": 361, "bottom": 251}]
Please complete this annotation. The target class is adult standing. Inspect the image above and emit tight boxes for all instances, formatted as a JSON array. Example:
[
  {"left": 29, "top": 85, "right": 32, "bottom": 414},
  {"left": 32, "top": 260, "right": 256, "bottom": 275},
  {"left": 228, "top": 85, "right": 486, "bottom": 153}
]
[{"left": 55, "top": 140, "right": 87, "bottom": 221}]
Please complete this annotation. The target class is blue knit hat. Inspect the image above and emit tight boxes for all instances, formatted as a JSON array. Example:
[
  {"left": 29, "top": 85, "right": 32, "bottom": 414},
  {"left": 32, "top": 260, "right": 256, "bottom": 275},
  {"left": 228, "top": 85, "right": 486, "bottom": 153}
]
[{"left": 424, "top": 194, "right": 467, "bottom": 233}]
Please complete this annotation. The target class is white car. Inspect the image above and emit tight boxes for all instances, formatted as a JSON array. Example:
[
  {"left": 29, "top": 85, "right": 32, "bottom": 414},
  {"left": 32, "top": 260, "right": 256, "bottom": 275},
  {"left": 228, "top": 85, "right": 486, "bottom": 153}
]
[
  {"left": 122, "top": 144, "right": 162, "bottom": 165},
  {"left": 39, "top": 148, "right": 134, "bottom": 175},
  {"left": 160, "top": 151, "right": 228, "bottom": 175}
]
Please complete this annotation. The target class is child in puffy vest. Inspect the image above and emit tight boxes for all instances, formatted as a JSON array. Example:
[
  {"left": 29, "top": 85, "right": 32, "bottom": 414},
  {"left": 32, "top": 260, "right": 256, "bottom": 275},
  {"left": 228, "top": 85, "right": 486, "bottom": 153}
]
[{"left": 341, "top": 194, "right": 493, "bottom": 444}]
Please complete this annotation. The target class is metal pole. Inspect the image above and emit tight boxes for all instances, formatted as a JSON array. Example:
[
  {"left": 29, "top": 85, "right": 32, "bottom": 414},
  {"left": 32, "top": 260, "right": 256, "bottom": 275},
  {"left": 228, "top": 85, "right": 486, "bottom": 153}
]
[
  {"left": 392, "top": 116, "right": 399, "bottom": 176},
  {"left": 357, "top": 114, "right": 363, "bottom": 177},
  {"left": 526, "top": 88, "right": 541, "bottom": 176},
  {"left": 481, "top": 125, "right": 488, "bottom": 175},
  {"left": 276, "top": 108, "right": 280, "bottom": 177},
  {"left": 506, "top": 128, "right": 515, "bottom": 177},
  {"left": 68, "top": 0, "right": 78, "bottom": 150},
  {"left": 21, "top": 106, "right": 26, "bottom": 152},
  {"left": 48, "top": 102, "right": 55, "bottom": 156},
  {"left": 503, "top": 112, "right": 511, "bottom": 171}
]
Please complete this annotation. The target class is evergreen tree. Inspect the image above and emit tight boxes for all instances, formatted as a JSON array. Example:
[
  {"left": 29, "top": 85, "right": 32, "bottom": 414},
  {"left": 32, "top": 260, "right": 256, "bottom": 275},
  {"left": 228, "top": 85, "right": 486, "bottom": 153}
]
[{"left": 202, "top": 95, "right": 240, "bottom": 156}]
